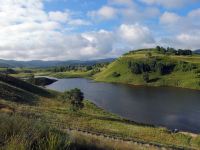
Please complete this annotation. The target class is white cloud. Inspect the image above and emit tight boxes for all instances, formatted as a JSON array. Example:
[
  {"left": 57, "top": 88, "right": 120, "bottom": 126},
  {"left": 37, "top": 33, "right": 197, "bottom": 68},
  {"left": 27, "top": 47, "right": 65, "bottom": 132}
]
[
  {"left": 158, "top": 8, "right": 200, "bottom": 50},
  {"left": 108, "top": 0, "right": 134, "bottom": 6},
  {"left": 88, "top": 1, "right": 160, "bottom": 23},
  {"left": 68, "top": 19, "right": 91, "bottom": 26},
  {"left": 188, "top": 8, "right": 200, "bottom": 18},
  {"left": 1, "top": 0, "right": 199, "bottom": 61},
  {"left": 117, "top": 24, "right": 155, "bottom": 47},
  {"left": 160, "top": 12, "right": 181, "bottom": 24},
  {"left": 160, "top": 31, "right": 200, "bottom": 50},
  {"left": 49, "top": 11, "right": 70, "bottom": 22},
  {"left": 88, "top": 6, "right": 117, "bottom": 20},
  {"left": 140, "top": 0, "right": 198, "bottom": 8},
  {"left": 0, "top": 0, "right": 94, "bottom": 60}
]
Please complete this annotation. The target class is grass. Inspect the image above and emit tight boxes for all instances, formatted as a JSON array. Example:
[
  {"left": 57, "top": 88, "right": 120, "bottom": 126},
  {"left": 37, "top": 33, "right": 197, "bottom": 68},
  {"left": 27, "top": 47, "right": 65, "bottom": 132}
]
[
  {"left": 10, "top": 73, "right": 34, "bottom": 78},
  {"left": 1, "top": 96, "right": 200, "bottom": 149},
  {"left": 43, "top": 71, "right": 92, "bottom": 79},
  {"left": 0, "top": 68, "right": 7, "bottom": 71},
  {"left": 94, "top": 50, "right": 200, "bottom": 90},
  {"left": 0, "top": 81, "right": 38, "bottom": 104},
  {"left": 0, "top": 74, "right": 53, "bottom": 97},
  {"left": 0, "top": 113, "right": 71, "bottom": 150}
]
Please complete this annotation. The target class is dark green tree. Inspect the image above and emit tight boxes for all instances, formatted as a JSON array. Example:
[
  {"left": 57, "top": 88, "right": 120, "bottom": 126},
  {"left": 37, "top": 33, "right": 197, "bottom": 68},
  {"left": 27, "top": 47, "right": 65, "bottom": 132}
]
[
  {"left": 63, "top": 88, "right": 84, "bottom": 111},
  {"left": 130, "top": 62, "right": 142, "bottom": 74}
]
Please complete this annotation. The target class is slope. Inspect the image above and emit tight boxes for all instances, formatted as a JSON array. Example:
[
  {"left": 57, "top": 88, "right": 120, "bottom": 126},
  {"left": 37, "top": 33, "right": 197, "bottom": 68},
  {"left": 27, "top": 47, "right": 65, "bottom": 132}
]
[{"left": 94, "top": 49, "right": 200, "bottom": 90}]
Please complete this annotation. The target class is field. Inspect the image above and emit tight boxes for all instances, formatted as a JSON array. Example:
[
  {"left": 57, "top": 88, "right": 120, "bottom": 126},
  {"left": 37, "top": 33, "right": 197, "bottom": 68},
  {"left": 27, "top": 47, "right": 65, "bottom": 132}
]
[{"left": 0, "top": 74, "right": 200, "bottom": 149}]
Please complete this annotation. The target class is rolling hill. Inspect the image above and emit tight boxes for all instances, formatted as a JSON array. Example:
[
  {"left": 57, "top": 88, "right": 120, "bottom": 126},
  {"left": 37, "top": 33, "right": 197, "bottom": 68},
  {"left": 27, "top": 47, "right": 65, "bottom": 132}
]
[
  {"left": 94, "top": 48, "right": 200, "bottom": 90},
  {"left": 194, "top": 49, "right": 200, "bottom": 54},
  {"left": 0, "top": 58, "right": 115, "bottom": 68}
]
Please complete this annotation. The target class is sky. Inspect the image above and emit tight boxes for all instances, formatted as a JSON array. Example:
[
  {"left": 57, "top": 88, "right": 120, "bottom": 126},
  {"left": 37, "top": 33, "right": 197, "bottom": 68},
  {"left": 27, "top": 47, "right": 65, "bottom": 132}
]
[{"left": 0, "top": 0, "right": 200, "bottom": 60}]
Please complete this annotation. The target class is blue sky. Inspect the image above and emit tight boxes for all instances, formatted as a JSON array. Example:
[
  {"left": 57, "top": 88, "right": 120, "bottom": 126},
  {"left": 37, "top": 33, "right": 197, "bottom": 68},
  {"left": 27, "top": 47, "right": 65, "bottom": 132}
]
[{"left": 0, "top": 0, "right": 200, "bottom": 60}]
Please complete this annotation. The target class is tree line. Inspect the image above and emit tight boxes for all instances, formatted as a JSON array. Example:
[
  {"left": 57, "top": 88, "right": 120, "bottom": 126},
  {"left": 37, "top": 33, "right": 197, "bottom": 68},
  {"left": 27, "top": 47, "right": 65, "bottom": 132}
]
[
  {"left": 128, "top": 59, "right": 197, "bottom": 76},
  {"left": 156, "top": 46, "right": 192, "bottom": 55},
  {"left": 46, "top": 63, "right": 109, "bottom": 73}
]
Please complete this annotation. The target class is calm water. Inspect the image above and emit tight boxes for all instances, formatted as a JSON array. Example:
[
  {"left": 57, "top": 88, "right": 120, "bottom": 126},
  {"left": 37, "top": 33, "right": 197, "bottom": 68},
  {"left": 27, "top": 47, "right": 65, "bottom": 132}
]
[{"left": 46, "top": 78, "right": 200, "bottom": 133}]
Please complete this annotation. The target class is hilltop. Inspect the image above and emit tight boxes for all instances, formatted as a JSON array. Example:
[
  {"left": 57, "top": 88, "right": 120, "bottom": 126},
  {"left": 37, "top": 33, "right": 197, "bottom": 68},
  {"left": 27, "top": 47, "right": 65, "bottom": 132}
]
[{"left": 94, "top": 47, "right": 200, "bottom": 90}]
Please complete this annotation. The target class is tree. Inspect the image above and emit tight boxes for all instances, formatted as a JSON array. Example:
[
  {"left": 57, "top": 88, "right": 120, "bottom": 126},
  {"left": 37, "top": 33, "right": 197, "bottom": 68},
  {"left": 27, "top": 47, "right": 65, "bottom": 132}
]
[
  {"left": 156, "top": 46, "right": 161, "bottom": 52},
  {"left": 86, "top": 66, "right": 93, "bottom": 71},
  {"left": 143, "top": 73, "right": 149, "bottom": 83},
  {"left": 130, "top": 62, "right": 142, "bottom": 74},
  {"left": 63, "top": 88, "right": 84, "bottom": 111}
]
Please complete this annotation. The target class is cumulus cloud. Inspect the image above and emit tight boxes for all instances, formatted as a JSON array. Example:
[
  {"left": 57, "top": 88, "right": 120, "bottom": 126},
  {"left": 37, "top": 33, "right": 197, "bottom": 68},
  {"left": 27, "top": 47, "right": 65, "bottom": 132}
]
[
  {"left": 160, "top": 12, "right": 181, "bottom": 24},
  {"left": 108, "top": 0, "right": 134, "bottom": 6},
  {"left": 0, "top": 0, "right": 93, "bottom": 60},
  {"left": 160, "top": 31, "right": 200, "bottom": 50},
  {"left": 140, "top": 0, "right": 198, "bottom": 8},
  {"left": 88, "top": 0, "right": 160, "bottom": 23},
  {"left": 160, "top": 8, "right": 200, "bottom": 31},
  {"left": 158, "top": 8, "right": 200, "bottom": 50},
  {"left": 49, "top": 11, "right": 70, "bottom": 22},
  {"left": 0, "top": 0, "right": 199, "bottom": 61},
  {"left": 88, "top": 6, "right": 117, "bottom": 21},
  {"left": 117, "top": 24, "right": 155, "bottom": 46},
  {"left": 0, "top": 1, "right": 155, "bottom": 61}
]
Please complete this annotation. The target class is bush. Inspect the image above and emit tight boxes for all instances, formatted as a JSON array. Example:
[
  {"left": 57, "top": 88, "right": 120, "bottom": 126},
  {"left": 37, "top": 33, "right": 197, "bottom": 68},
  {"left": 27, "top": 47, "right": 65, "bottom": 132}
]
[
  {"left": 157, "top": 62, "right": 175, "bottom": 75},
  {"left": 112, "top": 72, "right": 121, "bottom": 77},
  {"left": 63, "top": 88, "right": 84, "bottom": 111}
]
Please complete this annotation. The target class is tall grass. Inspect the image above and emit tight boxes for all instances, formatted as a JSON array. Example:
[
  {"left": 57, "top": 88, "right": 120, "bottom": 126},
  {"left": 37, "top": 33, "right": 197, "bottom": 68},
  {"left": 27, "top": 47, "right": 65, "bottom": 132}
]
[{"left": 0, "top": 113, "right": 70, "bottom": 150}]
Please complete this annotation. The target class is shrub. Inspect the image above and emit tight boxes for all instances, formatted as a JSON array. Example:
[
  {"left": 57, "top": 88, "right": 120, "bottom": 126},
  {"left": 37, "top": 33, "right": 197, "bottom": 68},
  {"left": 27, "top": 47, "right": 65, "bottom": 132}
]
[
  {"left": 112, "top": 72, "right": 121, "bottom": 77},
  {"left": 63, "top": 88, "right": 84, "bottom": 111},
  {"left": 156, "top": 62, "right": 176, "bottom": 75}
]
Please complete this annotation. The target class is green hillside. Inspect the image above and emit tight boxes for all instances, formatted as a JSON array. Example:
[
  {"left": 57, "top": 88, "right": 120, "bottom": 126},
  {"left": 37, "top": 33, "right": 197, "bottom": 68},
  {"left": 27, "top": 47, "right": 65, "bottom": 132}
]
[
  {"left": 0, "top": 74, "right": 53, "bottom": 98},
  {"left": 94, "top": 48, "right": 200, "bottom": 90}
]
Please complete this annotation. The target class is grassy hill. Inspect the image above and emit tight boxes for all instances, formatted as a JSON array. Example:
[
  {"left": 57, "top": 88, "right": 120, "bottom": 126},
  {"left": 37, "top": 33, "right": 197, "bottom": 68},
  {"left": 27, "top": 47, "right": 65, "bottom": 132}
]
[
  {"left": 0, "top": 74, "right": 53, "bottom": 98},
  {"left": 94, "top": 48, "right": 200, "bottom": 90}
]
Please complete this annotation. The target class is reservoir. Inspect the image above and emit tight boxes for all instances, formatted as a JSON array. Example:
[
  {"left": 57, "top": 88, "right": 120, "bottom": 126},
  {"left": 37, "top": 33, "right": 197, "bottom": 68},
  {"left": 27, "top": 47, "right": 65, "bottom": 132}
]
[{"left": 46, "top": 78, "right": 200, "bottom": 133}]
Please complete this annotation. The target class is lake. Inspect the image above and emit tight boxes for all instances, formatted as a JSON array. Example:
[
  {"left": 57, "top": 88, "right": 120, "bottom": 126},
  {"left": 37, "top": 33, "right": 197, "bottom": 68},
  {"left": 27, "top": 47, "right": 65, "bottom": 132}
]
[{"left": 46, "top": 78, "right": 200, "bottom": 133}]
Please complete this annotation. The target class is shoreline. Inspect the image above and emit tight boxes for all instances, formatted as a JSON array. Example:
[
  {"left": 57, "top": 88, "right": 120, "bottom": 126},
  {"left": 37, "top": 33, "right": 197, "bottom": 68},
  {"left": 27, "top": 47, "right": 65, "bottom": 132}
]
[
  {"left": 44, "top": 76, "right": 200, "bottom": 135},
  {"left": 94, "top": 78, "right": 200, "bottom": 92}
]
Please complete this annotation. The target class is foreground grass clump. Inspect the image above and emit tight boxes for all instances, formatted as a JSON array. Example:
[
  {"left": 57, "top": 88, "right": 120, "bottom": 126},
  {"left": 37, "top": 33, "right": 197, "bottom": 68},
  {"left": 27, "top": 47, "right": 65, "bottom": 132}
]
[
  {"left": 94, "top": 49, "right": 200, "bottom": 90},
  {"left": 0, "top": 113, "right": 70, "bottom": 150}
]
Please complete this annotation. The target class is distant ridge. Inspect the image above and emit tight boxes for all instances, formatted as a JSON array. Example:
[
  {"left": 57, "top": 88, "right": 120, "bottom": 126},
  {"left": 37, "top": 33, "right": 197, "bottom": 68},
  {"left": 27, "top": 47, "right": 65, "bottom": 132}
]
[
  {"left": 0, "top": 58, "right": 115, "bottom": 68},
  {"left": 194, "top": 49, "right": 200, "bottom": 54}
]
